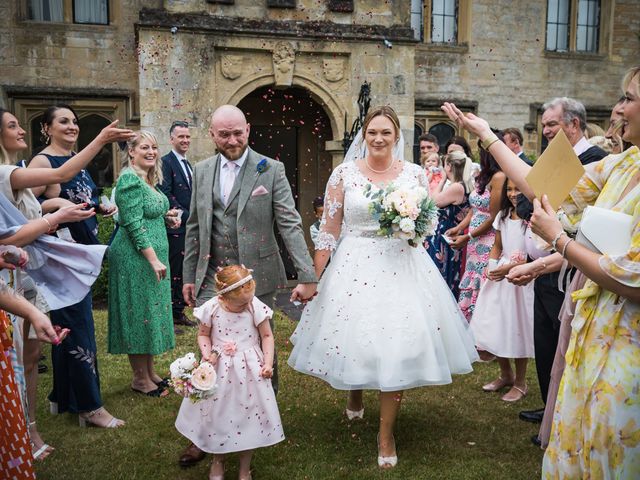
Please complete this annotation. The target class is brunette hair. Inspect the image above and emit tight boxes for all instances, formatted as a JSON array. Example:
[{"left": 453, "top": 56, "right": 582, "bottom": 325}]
[
  {"left": 40, "top": 104, "right": 79, "bottom": 143},
  {"left": 476, "top": 130, "right": 504, "bottom": 195},
  {"left": 445, "top": 136, "right": 472, "bottom": 157},
  {"left": 122, "top": 131, "right": 163, "bottom": 185},
  {"left": 312, "top": 195, "right": 324, "bottom": 211},
  {"left": 0, "top": 108, "right": 12, "bottom": 165},
  {"left": 502, "top": 128, "right": 523, "bottom": 146},
  {"left": 214, "top": 265, "right": 256, "bottom": 298},
  {"left": 362, "top": 105, "right": 400, "bottom": 139}
]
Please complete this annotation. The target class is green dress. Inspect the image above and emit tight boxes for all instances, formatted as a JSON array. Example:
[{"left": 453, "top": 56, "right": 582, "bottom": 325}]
[{"left": 108, "top": 169, "right": 175, "bottom": 355}]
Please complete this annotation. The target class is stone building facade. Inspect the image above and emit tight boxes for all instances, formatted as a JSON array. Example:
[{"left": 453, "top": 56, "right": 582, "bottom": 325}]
[{"left": 2, "top": 0, "right": 639, "bottom": 234}]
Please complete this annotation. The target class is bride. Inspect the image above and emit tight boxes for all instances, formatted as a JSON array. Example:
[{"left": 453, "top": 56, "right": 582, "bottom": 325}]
[{"left": 288, "top": 105, "right": 479, "bottom": 468}]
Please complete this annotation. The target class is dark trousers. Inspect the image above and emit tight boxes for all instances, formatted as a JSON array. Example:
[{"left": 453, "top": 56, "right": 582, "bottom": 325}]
[
  {"left": 168, "top": 232, "right": 186, "bottom": 319},
  {"left": 532, "top": 271, "right": 567, "bottom": 405},
  {"left": 48, "top": 293, "right": 102, "bottom": 414}
]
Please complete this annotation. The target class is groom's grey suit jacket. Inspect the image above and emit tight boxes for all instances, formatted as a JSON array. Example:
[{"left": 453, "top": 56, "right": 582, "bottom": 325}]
[{"left": 183, "top": 148, "right": 316, "bottom": 301}]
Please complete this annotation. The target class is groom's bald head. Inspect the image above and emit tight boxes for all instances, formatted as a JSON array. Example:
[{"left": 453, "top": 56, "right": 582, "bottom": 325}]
[{"left": 209, "top": 105, "right": 250, "bottom": 160}]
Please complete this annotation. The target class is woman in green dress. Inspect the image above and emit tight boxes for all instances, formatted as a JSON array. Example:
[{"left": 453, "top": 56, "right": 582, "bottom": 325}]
[{"left": 108, "top": 131, "right": 177, "bottom": 397}]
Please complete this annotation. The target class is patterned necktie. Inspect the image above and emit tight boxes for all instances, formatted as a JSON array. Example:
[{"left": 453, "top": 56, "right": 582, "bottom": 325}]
[
  {"left": 181, "top": 158, "right": 192, "bottom": 187},
  {"left": 222, "top": 162, "right": 238, "bottom": 206}
]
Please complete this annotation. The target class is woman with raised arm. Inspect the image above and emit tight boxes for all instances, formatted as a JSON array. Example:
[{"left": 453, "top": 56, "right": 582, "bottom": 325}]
[
  {"left": 442, "top": 65, "right": 640, "bottom": 478},
  {"left": 0, "top": 108, "right": 133, "bottom": 455},
  {"left": 27, "top": 105, "right": 130, "bottom": 429}
]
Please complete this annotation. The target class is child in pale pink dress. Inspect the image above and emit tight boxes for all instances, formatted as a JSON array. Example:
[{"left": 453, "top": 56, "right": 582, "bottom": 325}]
[
  {"left": 175, "top": 265, "right": 284, "bottom": 480},
  {"left": 469, "top": 179, "right": 534, "bottom": 402}
]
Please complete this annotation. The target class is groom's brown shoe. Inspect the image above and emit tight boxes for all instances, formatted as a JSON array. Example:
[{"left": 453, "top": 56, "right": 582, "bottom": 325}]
[{"left": 179, "top": 443, "right": 206, "bottom": 467}]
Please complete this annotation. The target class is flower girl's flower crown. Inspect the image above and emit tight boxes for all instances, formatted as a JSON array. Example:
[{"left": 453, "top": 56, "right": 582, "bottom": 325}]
[{"left": 215, "top": 265, "right": 254, "bottom": 295}]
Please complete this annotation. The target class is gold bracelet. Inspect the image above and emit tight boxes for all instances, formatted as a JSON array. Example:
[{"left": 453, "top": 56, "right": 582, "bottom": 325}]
[
  {"left": 42, "top": 216, "right": 53, "bottom": 231},
  {"left": 480, "top": 133, "right": 499, "bottom": 150}
]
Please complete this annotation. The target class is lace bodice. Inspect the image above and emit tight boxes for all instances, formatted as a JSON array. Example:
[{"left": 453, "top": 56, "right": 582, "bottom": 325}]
[{"left": 316, "top": 161, "right": 429, "bottom": 250}]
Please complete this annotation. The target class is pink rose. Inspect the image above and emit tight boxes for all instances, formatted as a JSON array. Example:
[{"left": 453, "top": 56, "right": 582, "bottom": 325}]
[{"left": 222, "top": 341, "right": 237, "bottom": 356}]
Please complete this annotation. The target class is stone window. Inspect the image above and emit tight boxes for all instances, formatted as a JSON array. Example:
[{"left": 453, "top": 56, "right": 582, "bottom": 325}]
[
  {"left": 266, "top": 0, "right": 296, "bottom": 8},
  {"left": 414, "top": 0, "right": 471, "bottom": 46},
  {"left": 26, "top": 0, "right": 109, "bottom": 25},
  {"left": 545, "top": 0, "right": 608, "bottom": 54}
]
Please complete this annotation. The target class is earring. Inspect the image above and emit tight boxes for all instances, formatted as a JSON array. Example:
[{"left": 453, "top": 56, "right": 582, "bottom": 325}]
[{"left": 40, "top": 125, "right": 50, "bottom": 144}]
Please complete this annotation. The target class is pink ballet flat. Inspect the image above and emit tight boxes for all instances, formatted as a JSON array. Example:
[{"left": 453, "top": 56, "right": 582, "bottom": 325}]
[{"left": 482, "top": 377, "right": 514, "bottom": 392}]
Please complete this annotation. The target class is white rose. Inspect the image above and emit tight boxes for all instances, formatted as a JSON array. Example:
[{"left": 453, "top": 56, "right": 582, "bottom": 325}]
[
  {"left": 170, "top": 352, "right": 198, "bottom": 377},
  {"left": 399, "top": 217, "right": 415, "bottom": 233},
  {"left": 190, "top": 362, "right": 217, "bottom": 391}
]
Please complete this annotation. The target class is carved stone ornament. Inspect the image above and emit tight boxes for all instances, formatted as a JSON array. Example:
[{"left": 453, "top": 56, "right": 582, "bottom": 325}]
[
  {"left": 323, "top": 58, "right": 344, "bottom": 82},
  {"left": 272, "top": 42, "right": 295, "bottom": 86},
  {"left": 220, "top": 55, "right": 243, "bottom": 80}
]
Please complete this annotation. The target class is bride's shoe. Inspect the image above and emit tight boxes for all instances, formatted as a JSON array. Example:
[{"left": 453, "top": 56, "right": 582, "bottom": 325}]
[
  {"left": 209, "top": 459, "right": 225, "bottom": 480},
  {"left": 345, "top": 407, "right": 364, "bottom": 420},
  {"left": 377, "top": 434, "right": 397, "bottom": 469}
]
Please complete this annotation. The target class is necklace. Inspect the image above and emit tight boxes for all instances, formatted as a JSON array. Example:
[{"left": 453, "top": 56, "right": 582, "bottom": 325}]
[{"left": 365, "top": 156, "right": 395, "bottom": 174}]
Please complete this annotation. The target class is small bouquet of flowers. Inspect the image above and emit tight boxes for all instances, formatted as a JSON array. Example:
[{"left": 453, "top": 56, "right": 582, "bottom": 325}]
[
  {"left": 364, "top": 183, "right": 439, "bottom": 247},
  {"left": 169, "top": 352, "right": 218, "bottom": 403}
]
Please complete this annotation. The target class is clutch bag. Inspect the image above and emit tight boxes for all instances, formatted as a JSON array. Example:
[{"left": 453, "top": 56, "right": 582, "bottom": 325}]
[{"left": 575, "top": 206, "right": 633, "bottom": 256}]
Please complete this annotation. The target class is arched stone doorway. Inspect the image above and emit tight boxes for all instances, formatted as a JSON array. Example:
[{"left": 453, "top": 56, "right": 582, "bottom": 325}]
[{"left": 238, "top": 85, "right": 334, "bottom": 277}]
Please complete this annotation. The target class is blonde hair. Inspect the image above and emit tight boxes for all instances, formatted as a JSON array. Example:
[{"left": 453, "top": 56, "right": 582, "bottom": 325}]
[
  {"left": 421, "top": 151, "right": 441, "bottom": 167},
  {"left": 214, "top": 265, "right": 255, "bottom": 299},
  {"left": 584, "top": 123, "right": 605, "bottom": 139},
  {"left": 588, "top": 135, "right": 617, "bottom": 154},
  {"left": 123, "top": 131, "right": 163, "bottom": 185},
  {"left": 622, "top": 66, "right": 640, "bottom": 97},
  {"left": 445, "top": 150, "right": 475, "bottom": 192}
]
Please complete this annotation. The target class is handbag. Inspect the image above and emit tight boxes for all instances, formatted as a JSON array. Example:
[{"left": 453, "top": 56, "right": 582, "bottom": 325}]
[{"left": 575, "top": 206, "right": 633, "bottom": 256}]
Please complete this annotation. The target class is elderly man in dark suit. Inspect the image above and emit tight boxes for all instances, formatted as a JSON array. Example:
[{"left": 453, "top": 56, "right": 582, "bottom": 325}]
[
  {"left": 158, "top": 120, "right": 195, "bottom": 332},
  {"left": 511, "top": 97, "right": 607, "bottom": 446}
]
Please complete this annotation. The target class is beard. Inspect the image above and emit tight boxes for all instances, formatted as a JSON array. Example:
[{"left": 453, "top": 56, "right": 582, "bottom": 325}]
[{"left": 217, "top": 143, "right": 248, "bottom": 160}]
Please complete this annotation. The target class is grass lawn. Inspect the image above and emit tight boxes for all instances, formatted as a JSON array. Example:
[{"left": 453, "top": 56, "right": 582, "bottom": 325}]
[{"left": 34, "top": 310, "right": 544, "bottom": 479}]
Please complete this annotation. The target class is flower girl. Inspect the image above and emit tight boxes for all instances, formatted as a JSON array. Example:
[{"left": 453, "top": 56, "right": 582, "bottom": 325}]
[
  {"left": 175, "top": 265, "right": 284, "bottom": 480},
  {"left": 469, "top": 179, "right": 534, "bottom": 402}
]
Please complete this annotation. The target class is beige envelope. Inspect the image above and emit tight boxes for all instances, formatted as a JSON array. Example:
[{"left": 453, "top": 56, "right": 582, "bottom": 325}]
[{"left": 525, "top": 130, "right": 585, "bottom": 210}]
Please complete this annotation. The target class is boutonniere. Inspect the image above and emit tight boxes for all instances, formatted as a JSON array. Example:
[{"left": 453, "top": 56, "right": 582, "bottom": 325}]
[{"left": 255, "top": 158, "right": 268, "bottom": 176}]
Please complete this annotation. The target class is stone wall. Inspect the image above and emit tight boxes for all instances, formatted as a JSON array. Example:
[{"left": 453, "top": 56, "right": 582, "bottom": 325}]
[
  {"left": 0, "top": 0, "right": 160, "bottom": 122},
  {"left": 415, "top": 0, "right": 640, "bottom": 152},
  {"left": 137, "top": 7, "right": 416, "bottom": 161}
]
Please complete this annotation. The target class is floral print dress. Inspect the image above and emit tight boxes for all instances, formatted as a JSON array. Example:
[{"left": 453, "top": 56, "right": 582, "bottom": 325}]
[
  {"left": 542, "top": 147, "right": 640, "bottom": 479},
  {"left": 426, "top": 186, "right": 470, "bottom": 300},
  {"left": 458, "top": 188, "right": 495, "bottom": 321}
]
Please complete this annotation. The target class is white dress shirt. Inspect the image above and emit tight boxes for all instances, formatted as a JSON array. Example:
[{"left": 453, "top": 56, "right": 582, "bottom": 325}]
[{"left": 172, "top": 149, "right": 192, "bottom": 186}]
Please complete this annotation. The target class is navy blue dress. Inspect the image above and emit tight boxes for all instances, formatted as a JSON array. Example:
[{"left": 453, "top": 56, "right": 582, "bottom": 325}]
[
  {"left": 426, "top": 186, "right": 470, "bottom": 300},
  {"left": 41, "top": 154, "right": 103, "bottom": 414}
]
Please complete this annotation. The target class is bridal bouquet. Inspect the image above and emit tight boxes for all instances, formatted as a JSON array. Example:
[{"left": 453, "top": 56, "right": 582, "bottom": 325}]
[
  {"left": 169, "top": 352, "right": 218, "bottom": 403},
  {"left": 364, "top": 183, "right": 438, "bottom": 247}
]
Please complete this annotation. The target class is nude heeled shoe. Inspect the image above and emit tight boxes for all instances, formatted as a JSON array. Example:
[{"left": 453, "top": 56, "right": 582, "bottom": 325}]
[
  {"left": 345, "top": 406, "right": 364, "bottom": 420},
  {"left": 377, "top": 434, "right": 397, "bottom": 469}
]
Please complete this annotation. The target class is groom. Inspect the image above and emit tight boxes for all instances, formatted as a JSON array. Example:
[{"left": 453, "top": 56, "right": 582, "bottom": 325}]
[{"left": 179, "top": 104, "right": 317, "bottom": 467}]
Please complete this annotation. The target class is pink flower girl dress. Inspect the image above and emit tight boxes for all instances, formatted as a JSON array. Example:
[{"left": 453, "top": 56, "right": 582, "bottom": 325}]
[{"left": 175, "top": 297, "right": 284, "bottom": 453}]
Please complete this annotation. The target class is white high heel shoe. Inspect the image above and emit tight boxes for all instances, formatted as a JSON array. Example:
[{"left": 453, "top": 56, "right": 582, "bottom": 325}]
[
  {"left": 345, "top": 407, "right": 364, "bottom": 420},
  {"left": 377, "top": 434, "right": 398, "bottom": 468}
]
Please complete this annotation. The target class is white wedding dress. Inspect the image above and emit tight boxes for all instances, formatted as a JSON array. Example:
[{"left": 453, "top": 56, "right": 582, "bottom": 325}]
[{"left": 288, "top": 161, "right": 479, "bottom": 391}]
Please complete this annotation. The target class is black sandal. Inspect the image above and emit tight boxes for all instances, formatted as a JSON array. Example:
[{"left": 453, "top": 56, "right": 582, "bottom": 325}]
[
  {"left": 154, "top": 377, "right": 170, "bottom": 389},
  {"left": 131, "top": 386, "right": 168, "bottom": 397}
]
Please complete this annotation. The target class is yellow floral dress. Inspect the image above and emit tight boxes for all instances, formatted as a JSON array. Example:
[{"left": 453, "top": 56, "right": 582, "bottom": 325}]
[{"left": 543, "top": 147, "right": 640, "bottom": 479}]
